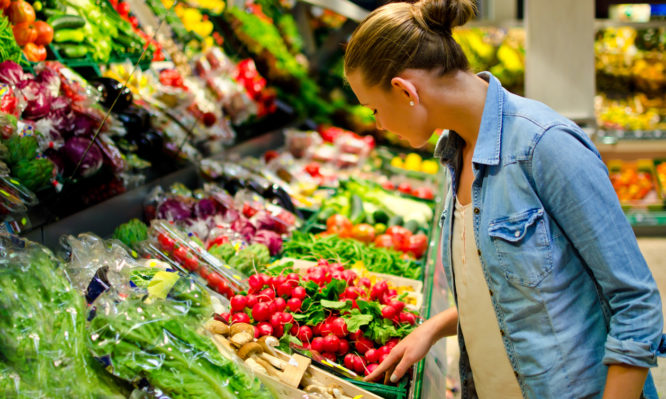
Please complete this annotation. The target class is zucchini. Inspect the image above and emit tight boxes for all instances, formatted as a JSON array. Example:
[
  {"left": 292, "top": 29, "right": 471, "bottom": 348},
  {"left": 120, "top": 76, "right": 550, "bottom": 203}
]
[
  {"left": 54, "top": 44, "right": 87, "bottom": 58},
  {"left": 349, "top": 194, "right": 365, "bottom": 225},
  {"left": 48, "top": 15, "right": 86, "bottom": 30},
  {"left": 388, "top": 215, "right": 404, "bottom": 227}
]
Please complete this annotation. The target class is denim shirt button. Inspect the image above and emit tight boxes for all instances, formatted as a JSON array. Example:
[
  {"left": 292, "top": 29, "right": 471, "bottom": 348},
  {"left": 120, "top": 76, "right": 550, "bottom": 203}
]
[
  {"left": 477, "top": 249, "right": 481, "bottom": 256},
  {"left": 514, "top": 230, "right": 520, "bottom": 238},
  {"left": 500, "top": 329, "right": 505, "bottom": 336},
  {"left": 489, "top": 289, "right": 494, "bottom": 296},
  {"left": 514, "top": 370, "right": 519, "bottom": 378},
  {"left": 473, "top": 207, "right": 480, "bottom": 214}
]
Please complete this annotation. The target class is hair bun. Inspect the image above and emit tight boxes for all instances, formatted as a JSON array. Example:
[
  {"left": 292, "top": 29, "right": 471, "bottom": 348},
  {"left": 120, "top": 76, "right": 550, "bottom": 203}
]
[{"left": 418, "top": 0, "right": 476, "bottom": 35}]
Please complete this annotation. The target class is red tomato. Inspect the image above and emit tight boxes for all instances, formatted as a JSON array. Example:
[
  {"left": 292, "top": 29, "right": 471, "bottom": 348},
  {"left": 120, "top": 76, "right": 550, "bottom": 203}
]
[
  {"left": 0, "top": 0, "right": 10, "bottom": 10},
  {"left": 157, "top": 233, "right": 175, "bottom": 251},
  {"left": 397, "top": 182, "right": 412, "bottom": 194},
  {"left": 412, "top": 186, "right": 434, "bottom": 200},
  {"left": 381, "top": 181, "right": 395, "bottom": 190},
  {"left": 351, "top": 223, "right": 376, "bottom": 244},
  {"left": 206, "top": 272, "right": 228, "bottom": 294},
  {"left": 173, "top": 246, "right": 190, "bottom": 263},
  {"left": 22, "top": 42, "right": 46, "bottom": 62},
  {"left": 304, "top": 162, "right": 321, "bottom": 177},
  {"left": 33, "top": 20, "right": 53, "bottom": 46},
  {"left": 326, "top": 214, "right": 353, "bottom": 235},
  {"left": 6, "top": 0, "right": 35, "bottom": 24},
  {"left": 406, "top": 233, "right": 428, "bottom": 258},
  {"left": 12, "top": 21, "right": 36, "bottom": 46},
  {"left": 386, "top": 226, "right": 412, "bottom": 251},
  {"left": 116, "top": 1, "right": 130, "bottom": 16},
  {"left": 373, "top": 234, "right": 394, "bottom": 249},
  {"left": 183, "top": 255, "right": 198, "bottom": 272}
]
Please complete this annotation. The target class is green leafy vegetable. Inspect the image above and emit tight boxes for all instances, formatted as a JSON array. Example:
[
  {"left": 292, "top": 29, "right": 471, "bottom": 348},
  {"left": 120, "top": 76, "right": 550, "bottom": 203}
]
[
  {"left": 0, "top": 236, "right": 126, "bottom": 398},
  {"left": 282, "top": 231, "right": 421, "bottom": 279},
  {"left": 113, "top": 218, "right": 148, "bottom": 249}
]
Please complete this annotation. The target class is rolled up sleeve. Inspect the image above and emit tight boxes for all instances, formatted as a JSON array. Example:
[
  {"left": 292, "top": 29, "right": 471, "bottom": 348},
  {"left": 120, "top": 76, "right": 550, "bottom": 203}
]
[{"left": 532, "top": 124, "right": 665, "bottom": 368}]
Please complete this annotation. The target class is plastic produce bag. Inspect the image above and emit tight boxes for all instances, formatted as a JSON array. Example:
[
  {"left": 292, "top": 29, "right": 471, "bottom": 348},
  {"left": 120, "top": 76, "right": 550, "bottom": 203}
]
[
  {"left": 88, "top": 264, "right": 274, "bottom": 399},
  {"left": 0, "top": 234, "right": 126, "bottom": 398}
]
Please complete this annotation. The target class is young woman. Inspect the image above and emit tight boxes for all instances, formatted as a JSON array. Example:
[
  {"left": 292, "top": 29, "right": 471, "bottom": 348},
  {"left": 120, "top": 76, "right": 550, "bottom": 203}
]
[{"left": 344, "top": 1, "right": 665, "bottom": 398}]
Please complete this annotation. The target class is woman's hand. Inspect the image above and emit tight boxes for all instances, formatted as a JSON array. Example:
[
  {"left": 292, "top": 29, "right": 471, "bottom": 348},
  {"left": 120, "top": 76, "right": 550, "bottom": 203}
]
[{"left": 364, "top": 307, "right": 458, "bottom": 383}]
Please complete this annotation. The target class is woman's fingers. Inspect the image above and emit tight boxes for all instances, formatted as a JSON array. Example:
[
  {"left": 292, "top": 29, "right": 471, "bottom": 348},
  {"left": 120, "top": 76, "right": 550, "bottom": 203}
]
[{"left": 363, "top": 344, "right": 404, "bottom": 382}]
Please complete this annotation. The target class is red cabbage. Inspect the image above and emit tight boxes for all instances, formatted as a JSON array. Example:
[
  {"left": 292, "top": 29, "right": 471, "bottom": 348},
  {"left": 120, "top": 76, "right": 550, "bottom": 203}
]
[
  {"left": 63, "top": 136, "right": 103, "bottom": 178},
  {"left": 231, "top": 217, "right": 256, "bottom": 241},
  {"left": 194, "top": 198, "right": 218, "bottom": 219},
  {"left": 222, "top": 208, "right": 241, "bottom": 224},
  {"left": 16, "top": 80, "right": 52, "bottom": 120},
  {"left": 0, "top": 61, "right": 29, "bottom": 86},
  {"left": 252, "top": 230, "right": 282, "bottom": 256},
  {"left": 71, "top": 110, "right": 99, "bottom": 137},
  {"left": 35, "top": 67, "right": 61, "bottom": 97},
  {"left": 254, "top": 211, "right": 290, "bottom": 234},
  {"left": 157, "top": 198, "right": 192, "bottom": 222}
]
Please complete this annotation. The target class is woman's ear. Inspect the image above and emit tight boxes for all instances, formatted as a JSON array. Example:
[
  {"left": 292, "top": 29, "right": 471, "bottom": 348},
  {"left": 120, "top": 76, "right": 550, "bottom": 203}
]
[{"left": 390, "top": 77, "right": 419, "bottom": 106}]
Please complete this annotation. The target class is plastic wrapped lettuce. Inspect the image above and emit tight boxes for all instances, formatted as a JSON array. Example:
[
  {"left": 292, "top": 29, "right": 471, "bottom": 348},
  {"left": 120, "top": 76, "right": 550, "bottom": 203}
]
[
  {"left": 0, "top": 234, "right": 126, "bottom": 398},
  {"left": 88, "top": 266, "right": 274, "bottom": 399}
]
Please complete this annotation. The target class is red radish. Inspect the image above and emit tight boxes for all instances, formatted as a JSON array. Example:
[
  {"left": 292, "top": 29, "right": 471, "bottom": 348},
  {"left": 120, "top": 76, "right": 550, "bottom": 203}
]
[
  {"left": 370, "top": 281, "right": 389, "bottom": 300},
  {"left": 355, "top": 337, "right": 374, "bottom": 354},
  {"left": 331, "top": 263, "right": 345, "bottom": 272},
  {"left": 214, "top": 312, "right": 231, "bottom": 323},
  {"left": 338, "top": 338, "right": 350, "bottom": 355},
  {"left": 353, "top": 356, "right": 367, "bottom": 374},
  {"left": 270, "top": 313, "right": 284, "bottom": 329},
  {"left": 379, "top": 353, "right": 390, "bottom": 364},
  {"left": 344, "top": 354, "right": 356, "bottom": 370},
  {"left": 382, "top": 181, "right": 395, "bottom": 190},
  {"left": 331, "top": 317, "right": 348, "bottom": 337},
  {"left": 382, "top": 305, "right": 398, "bottom": 320},
  {"left": 387, "top": 289, "right": 398, "bottom": 298},
  {"left": 248, "top": 274, "right": 264, "bottom": 291},
  {"left": 232, "top": 312, "right": 250, "bottom": 324},
  {"left": 322, "top": 352, "right": 337, "bottom": 362},
  {"left": 364, "top": 348, "right": 379, "bottom": 363},
  {"left": 257, "top": 322, "right": 273, "bottom": 337},
  {"left": 274, "top": 324, "right": 284, "bottom": 338},
  {"left": 351, "top": 299, "right": 359, "bottom": 309},
  {"left": 286, "top": 273, "right": 300, "bottom": 286},
  {"left": 358, "top": 277, "right": 371, "bottom": 289},
  {"left": 291, "top": 286, "right": 307, "bottom": 300},
  {"left": 399, "top": 312, "right": 417, "bottom": 325},
  {"left": 287, "top": 297, "right": 302, "bottom": 312},
  {"left": 246, "top": 294, "right": 258, "bottom": 308},
  {"left": 290, "top": 323, "right": 299, "bottom": 335},
  {"left": 317, "top": 259, "right": 329, "bottom": 266},
  {"left": 258, "top": 288, "right": 275, "bottom": 302},
  {"left": 230, "top": 295, "right": 247, "bottom": 312},
  {"left": 280, "top": 312, "right": 294, "bottom": 325},
  {"left": 277, "top": 283, "right": 292, "bottom": 297},
  {"left": 252, "top": 302, "right": 271, "bottom": 321},
  {"left": 341, "top": 270, "right": 358, "bottom": 285},
  {"left": 297, "top": 326, "right": 313, "bottom": 342},
  {"left": 377, "top": 345, "right": 391, "bottom": 358},
  {"left": 268, "top": 301, "right": 277, "bottom": 315},
  {"left": 313, "top": 323, "right": 323, "bottom": 337},
  {"left": 274, "top": 297, "right": 287, "bottom": 312},
  {"left": 323, "top": 335, "right": 340, "bottom": 353},
  {"left": 343, "top": 287, "right": 359, "bottom": 300},
  {"left": 365, "top": 363, "right": 379, "bottom": 377},
  {"left": 320, "top": 321, "right": 333, "bottom": 336},
  {"left": 386, "top": 338, "right": 400, "bottom": 348},
  {"left": 349, "top": 330, "right": 364, "bottom": 341},
  {"left": 389, "top": 299, "right": 405, "bottom": 313},
  {"left": 311, "top": 337, "right": 325, "bottom": 352}
]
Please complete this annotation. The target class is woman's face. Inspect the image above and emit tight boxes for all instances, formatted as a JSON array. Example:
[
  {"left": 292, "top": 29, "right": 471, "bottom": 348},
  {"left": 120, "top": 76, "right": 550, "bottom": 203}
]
[{"left": 346, "top": 71, "right": 433, "bottom": 148}]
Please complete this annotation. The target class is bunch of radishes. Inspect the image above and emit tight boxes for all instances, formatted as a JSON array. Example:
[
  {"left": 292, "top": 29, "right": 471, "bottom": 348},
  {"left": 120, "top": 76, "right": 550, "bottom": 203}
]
[{"left": 213, "top": 259, "right": 419, "bottom": 380}]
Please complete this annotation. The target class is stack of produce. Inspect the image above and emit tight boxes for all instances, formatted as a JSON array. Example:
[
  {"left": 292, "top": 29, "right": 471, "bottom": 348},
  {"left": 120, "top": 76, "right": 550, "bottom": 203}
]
[
  {"left": 40, "top": 0, "right": 149, "bottom": 62},
  {"left": 3, "top": 0, "right": 53, "bottom": 62},
  {"left": 214, "top": 259, "right": 420, "bottom": 379}
]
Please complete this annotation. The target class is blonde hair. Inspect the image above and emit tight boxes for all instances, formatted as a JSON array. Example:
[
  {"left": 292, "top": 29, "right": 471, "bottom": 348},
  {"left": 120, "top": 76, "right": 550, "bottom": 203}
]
[{"left": 345, "top": 0, "right": 476, "bottom": 89}]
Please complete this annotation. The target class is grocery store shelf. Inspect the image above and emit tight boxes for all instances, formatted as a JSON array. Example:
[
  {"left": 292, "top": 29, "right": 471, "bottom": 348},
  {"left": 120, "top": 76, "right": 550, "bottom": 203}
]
[
  {"left": 628, "top": 211, "right": 666, "bottom": 236},
  {"left": 596, "top": 138, "right": 666, "bottom": 161},
  {"left": 297, "top": 0, "right": 369, "bottom": 22},
  {"left": 595, "top": 19, "right": 666, "bottom": 29}
]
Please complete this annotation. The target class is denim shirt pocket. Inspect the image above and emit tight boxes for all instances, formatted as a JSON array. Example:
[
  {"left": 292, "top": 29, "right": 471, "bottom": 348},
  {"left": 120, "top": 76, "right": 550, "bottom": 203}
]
[{"left": 488, "top": 208, "right": 553, "bottom": 287}]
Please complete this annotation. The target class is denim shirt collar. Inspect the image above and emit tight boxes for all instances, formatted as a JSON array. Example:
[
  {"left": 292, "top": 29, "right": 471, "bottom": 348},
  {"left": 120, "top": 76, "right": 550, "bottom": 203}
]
[{"left": 433, "top": 71, "right": 503, "bottom": 166}]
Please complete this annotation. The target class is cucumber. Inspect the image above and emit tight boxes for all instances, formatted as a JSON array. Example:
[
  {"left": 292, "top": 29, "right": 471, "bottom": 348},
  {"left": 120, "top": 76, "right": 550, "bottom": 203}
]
[
  {"left": 349, "top": 194, "right": 365, "bottom": 225},
  {"left": 388, "top": 215, "right": 404, "bottom": 227},
  {"left": 372, "top": 210, "right": 389, "bottom": 225},
  {"left": 404, "top": 220, "right": 420, "bottom": 234},
  {"left": 48, "top": 15, "right": 86, "bottom": 30}
]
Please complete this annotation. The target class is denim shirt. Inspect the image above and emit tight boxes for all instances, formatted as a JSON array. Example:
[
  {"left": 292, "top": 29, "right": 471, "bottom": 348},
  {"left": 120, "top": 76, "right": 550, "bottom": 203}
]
[{"left": 435, "top": 72, "right": 666, "bottom": 398}]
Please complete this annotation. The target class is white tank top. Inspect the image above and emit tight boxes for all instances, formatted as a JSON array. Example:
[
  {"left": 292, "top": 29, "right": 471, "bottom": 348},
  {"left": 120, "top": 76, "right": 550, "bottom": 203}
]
[{"left": 452, "top": 197, "right": 523, "bottom": 398}]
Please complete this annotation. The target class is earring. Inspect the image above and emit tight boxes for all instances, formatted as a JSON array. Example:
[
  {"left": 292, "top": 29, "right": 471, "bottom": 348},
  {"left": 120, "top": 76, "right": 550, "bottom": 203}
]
[{"left": 409, "top": 101, "right": 415, "bottom": 107}]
